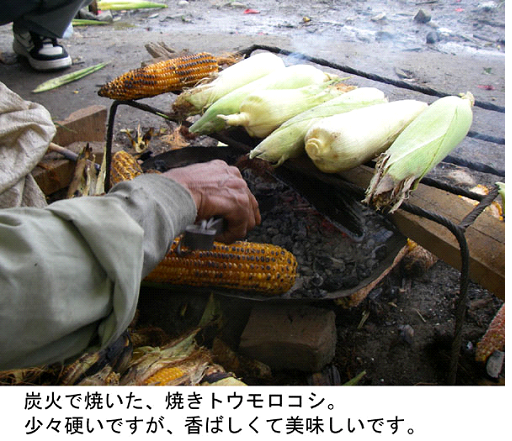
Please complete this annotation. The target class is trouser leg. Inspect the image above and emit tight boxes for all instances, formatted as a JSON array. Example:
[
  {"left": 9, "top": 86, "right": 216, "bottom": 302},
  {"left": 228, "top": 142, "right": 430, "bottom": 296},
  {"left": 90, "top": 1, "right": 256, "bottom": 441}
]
[
  {"left": 9, "top": 0, "right": 94, "bottom": 39},
  {"left": 1, "top": 1, "right": 41, "bottom": 25}
]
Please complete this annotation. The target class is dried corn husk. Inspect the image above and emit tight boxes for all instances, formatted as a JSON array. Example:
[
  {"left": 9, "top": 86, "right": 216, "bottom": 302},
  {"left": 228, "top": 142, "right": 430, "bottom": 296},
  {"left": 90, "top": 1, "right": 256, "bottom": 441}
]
[
  {"left": 77, "top": 365, "right": 121, "bottom": 386},
  {"left": 172, "top": 52, "right": 286, "bottom": 117},
  {"left": 189, "top": 64, "right": 337, "bottom": 135},
  {"left": 364, "top": 92, "right": 474, "bottom": 213},
  {"left": 304, "top": 99, "right": 428, "bottom": 173},
  {"left": 249, "top": 87, "right": 387, "bottom": 166},
  {"left": 59, "top": 332, "right": 132, "bottom": 385},
  {"left": 120, "top": 330, "right": 199, "bottom": 385},
  {"left": 218, "top": 81, "right": 346, "bottom": 138}
]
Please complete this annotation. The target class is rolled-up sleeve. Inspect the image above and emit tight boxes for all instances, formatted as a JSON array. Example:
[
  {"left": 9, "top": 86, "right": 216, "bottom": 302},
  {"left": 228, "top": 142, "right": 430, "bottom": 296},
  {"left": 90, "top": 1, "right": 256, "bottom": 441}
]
[{"left": 0, "top": 174, "right": 196, "bottom": 370}]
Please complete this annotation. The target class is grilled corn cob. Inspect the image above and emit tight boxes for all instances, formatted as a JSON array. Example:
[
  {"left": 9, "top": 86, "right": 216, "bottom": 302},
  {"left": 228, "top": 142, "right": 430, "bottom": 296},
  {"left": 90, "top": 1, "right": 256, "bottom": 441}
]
[
  {"left": 98, "top": 52, "right": 218, "bottom": 100},
  {"left": 110, "top": 150, "right": 144, "bottom": 186},
  {"left": 145, "top": 239, "right": 298, "bottom": 295},
  {"left": 111, "top": 150, "right": 298, "bottom": 295},
  {"left": 475, "top": 303, "right": 505, "bottom": 363}
]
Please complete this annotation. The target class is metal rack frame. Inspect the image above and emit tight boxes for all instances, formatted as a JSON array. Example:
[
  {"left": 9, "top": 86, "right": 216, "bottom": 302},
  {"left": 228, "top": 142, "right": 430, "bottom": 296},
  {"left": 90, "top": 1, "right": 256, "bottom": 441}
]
[{"left": 103, "top": 45, "right": 504, "bottom": 385}]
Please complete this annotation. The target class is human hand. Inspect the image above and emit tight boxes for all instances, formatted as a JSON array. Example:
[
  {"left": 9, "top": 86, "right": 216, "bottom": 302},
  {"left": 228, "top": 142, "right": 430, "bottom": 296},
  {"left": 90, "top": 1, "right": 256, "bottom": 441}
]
[{"left": 163, "top": 160, "right": 261, "bottom": 243}]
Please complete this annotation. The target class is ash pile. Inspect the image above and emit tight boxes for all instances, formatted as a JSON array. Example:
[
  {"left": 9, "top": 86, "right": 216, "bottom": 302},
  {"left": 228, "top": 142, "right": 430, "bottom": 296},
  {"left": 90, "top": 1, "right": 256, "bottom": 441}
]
[{"left": 241, "top": 165, "right": 405, "bottom": 300}]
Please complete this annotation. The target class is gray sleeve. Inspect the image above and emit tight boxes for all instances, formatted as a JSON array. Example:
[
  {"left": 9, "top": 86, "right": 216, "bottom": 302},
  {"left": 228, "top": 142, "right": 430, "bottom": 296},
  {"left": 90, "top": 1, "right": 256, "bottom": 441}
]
[
  {"left": 0, "top": 174, "right": 196, "bottom": 370},
  {"left": 105, "top": 173, "right": 197, "bottom": 277}
]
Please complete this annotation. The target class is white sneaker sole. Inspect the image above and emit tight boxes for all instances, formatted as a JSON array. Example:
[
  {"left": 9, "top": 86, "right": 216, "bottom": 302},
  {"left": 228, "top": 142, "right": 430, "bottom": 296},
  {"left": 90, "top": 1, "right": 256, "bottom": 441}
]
[{"left": 13, "top": 39, "right": 72, "bottom": 71}]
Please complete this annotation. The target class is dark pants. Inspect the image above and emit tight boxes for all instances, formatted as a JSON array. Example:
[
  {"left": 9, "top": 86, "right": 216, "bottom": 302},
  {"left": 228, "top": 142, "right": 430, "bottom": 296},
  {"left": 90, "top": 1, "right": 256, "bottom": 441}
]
[{"left": 0, "top": 0, "right": 93, "bottom": 38}]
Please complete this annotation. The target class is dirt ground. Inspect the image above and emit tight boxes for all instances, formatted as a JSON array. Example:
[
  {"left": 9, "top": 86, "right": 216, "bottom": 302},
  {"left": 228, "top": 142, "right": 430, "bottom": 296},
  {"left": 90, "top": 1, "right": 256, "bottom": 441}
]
[{"left": 0, "top": 1, "right": 506, "bottom": 386}]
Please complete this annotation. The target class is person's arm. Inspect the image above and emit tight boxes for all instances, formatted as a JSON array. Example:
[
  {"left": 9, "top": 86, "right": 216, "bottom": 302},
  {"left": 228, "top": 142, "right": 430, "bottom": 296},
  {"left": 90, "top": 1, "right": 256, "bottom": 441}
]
[
  {"left": 104, "top": 173, "right": 197, "bottom": 277},
  {"left": 0, "top": 159, "right": 260, "bottom": 370},
  {"left": 0, "top": 174, "right": 196, "bottom": 370}
]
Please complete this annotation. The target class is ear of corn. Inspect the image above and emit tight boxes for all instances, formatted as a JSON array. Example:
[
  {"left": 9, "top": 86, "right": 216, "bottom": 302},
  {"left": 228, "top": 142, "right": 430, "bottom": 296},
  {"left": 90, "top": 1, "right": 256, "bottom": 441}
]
[
  {"left": 249, "top": 87, "right": 387, "bottom": 166},
  {"left": 475, "top": 303, "right": 505, "bottom": 362},
  {"left": 110, "top": 150, "right": 144, "bottom": 186},
  {"left": 111, "top": 149, "right": 298, "bottom": 296},
  {"left": 144, "top": 366, "right": 186, "bottom": 385},
  {"left": 98, "top": 52, "right": 218, "bottom": 100},
  {"left": 172, "top": 52, "right": 286, "bottom": 117},
  {"left": 188, "top": 64, "right": 338, "bottom": 135},
  {"left": 121, "top": 331, "right": 199, "bottom": 385},
  {"left": 145, "top": 239, "right": 298, "bottom": 295},
  {"left": 217, "top": 81, "right": 347, "bottom": 138},
  {"left": 364, "top": 92, "right": 474, "bottom": 213},
  {"left": 304, "top": 99, "right": 428, "bottom": 173}
]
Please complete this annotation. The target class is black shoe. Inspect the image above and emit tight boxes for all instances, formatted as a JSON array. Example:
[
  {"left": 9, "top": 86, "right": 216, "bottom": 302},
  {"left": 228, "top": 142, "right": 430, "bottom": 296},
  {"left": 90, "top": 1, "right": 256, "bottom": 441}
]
[{"left": 13, "top": 30, "right": 72, "bottom": 71}]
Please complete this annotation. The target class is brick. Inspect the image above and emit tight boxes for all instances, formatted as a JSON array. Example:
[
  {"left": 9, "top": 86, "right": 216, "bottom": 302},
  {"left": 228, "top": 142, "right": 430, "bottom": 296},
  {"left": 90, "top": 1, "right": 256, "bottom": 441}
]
[
  {"left": 53, "top": 105, "right": 107, "bottom": 146},
  {"left": 239, "top": 304, "right": 337, "bottom": 372}
]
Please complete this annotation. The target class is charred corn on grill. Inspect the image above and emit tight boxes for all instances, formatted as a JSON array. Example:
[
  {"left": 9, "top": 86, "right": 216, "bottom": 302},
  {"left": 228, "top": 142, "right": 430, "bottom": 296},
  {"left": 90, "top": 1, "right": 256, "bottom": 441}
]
[
  {"left": 98, "top": 52, "right": 218, "bottom": 101},
  {"left": 145, "top": 239, "right": 297, "bottom": 295},
  {"left": 110, "top": 150, "right": 298, "bottom": 295}
]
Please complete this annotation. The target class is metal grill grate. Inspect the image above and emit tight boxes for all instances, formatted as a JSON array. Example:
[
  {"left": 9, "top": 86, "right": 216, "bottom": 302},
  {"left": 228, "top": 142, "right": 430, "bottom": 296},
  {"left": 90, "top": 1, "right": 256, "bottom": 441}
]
[{"left": 102, "top": 46, "right": 504, "bottom": 385}]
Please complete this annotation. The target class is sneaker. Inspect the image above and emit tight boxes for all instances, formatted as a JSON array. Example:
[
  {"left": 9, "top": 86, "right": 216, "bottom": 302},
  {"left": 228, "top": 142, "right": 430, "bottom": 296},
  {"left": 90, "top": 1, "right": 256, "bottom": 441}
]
[{"left": 13, "top": 31, "right": 72, "bottom": 71}]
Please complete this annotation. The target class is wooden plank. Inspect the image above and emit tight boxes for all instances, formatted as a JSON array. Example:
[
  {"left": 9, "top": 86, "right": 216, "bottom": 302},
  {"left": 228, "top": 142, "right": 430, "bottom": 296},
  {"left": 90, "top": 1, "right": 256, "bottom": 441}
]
[
  {"left": 32, "top": 106, "right": 108, "bottom": 196},
  {"left": 52, "top": 105, "right": 107, "bottom": 147},
  {"left": 33, "top": 159, "right": 76, "bottom": 196},
  {"left": 337, "top": 165, "right": 505, "bottom": 299}
]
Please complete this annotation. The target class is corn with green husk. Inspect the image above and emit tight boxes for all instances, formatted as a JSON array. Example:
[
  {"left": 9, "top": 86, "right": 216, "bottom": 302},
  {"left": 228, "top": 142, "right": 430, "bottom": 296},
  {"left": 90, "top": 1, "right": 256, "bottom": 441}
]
[
  {"left": 364, "top": 92, "right": 474, "bottom": 213},
  {"left": 304, "top": 99, "right": 428, "bottom": 173},
  {"left": 188, "top": 64, "right": 337, "bottom": 135},
  {"left": 172, "top": 52, "right": 286, "bottom": 117},
  {"left": 249, "top": 87, "right": 387, "bottom": 166},
  {"left": 217, "top": 81, "right": 348, "bottom": 138}
]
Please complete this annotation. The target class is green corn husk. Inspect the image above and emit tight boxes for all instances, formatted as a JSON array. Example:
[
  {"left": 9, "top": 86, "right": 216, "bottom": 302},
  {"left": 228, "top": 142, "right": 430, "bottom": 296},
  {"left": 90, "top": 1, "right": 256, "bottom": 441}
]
[
  {"left": 172, "top": 52, "right": 286, "bottom": 117},
  {"left": 249, "top": 87, "right": 388, "bottom": 166},
  {"left": 32, "top": 62, "right": 109, "bottom": 93},
  {"left": 217, "top": 81, "right": 348, "bottom": 138},
  {"left": 188, "top": 64, "right": 337, "bottom": 135},
  {"left": 97, "top": 0, "right": 166, "bottom": 10},
  {"left": 304, "top": 99, "right": 428, "bottom": 173},
  {"left": 72, "top": 19, "right": 109, "bottom": 26},
  {"left": 364, "top": 92, "right": 474, "bottom": 213}
]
